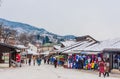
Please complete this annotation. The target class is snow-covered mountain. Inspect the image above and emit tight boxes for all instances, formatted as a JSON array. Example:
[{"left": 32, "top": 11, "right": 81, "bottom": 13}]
[
  {"left": 0, "top": 18, "right": 49, "bottom": 34},
  {"left": 0, "top": 18, "right": 76, "bottom": 43}
]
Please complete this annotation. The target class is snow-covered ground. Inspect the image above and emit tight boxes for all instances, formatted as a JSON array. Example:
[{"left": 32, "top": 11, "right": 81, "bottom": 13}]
[{"left": 0, "top": 63, "right": 119, "bottom": 79}]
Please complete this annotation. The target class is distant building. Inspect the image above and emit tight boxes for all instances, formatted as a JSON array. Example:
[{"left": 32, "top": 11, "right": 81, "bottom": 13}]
[
  {"left": 28, "top": 43, "right": 37, "bottom": 53},
  {"left": 40, "top": 43, "right": 54, "bottom": 52}
]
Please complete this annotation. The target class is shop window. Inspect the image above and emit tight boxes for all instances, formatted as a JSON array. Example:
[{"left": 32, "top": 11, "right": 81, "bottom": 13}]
[
  {"left": 2, "top": 53, "right": 9, "bottom": 63},
  {"left": 113, "top": 54, "right": 120, "bottom": 69}
]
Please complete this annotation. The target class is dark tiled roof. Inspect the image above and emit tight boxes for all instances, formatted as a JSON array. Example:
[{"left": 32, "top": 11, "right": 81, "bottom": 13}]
[{"left": 0, "top": 43, "right": 19, "bottom": 53}]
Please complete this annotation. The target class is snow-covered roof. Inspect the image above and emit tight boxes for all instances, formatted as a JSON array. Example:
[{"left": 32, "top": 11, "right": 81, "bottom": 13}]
[
  {"left": 84, "top": 38, "right": 120, "bottom": 52},
  {"left": 58, "top": 40, "right": 97, "bottom": 53},
  {"left": 58, "top": 37, "right": 120, "bottom": 54},
  {"left": 63, "top": 41, "right": 96, "bottom": 54},
  {"left": 53, "top": 45, "right": 61, "bottom": 50},
  {"left": 58, "top": 41, "right": 83, "bottom": 52},
  {"left": 61, "top": 41, "right": 76, "bottom": 47},
  {"left": 72, "top": 41, "right": 95, "bottom": 50},
  {"left": 14, "top": 45, "right": 28, "bottom": 49}
]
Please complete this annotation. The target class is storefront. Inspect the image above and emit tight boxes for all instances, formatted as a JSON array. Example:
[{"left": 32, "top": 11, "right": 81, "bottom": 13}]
[
  {"left": 103, "top": 48, "right": 120, "bottom": 72},
  {"left": 0, "top": 43, "right": 20, "bottom": 67}
]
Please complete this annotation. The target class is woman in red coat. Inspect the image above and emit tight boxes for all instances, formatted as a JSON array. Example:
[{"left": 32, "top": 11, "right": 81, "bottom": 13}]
[
  {"left": 99, "top": 60, "right": 105, "bottom": 77},
  {"left": 16, "top": 53, "right": 21, "bottom": 62},
  {"left": 16, "top": 53, "right": 21, "bottom": 67}
]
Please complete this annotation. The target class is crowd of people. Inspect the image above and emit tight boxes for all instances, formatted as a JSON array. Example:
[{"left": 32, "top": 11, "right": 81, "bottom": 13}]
[
  {"left": 67, "top": 54, "right": 110, "bottom": 77},
  {"left": 28, "top": 56, "right": 42, "bottom": 66},
  {"left": 17, "top": 53, "right": 120, "bottom": 78},
  {"left": 42, "top": 54, "right": 111, "bottom": 77},
  {"left": 68, "top": 54, "right": 100, "bottom": 70},
  {"left": 27, "top": 56, "right": 58, "bottom": 68}
]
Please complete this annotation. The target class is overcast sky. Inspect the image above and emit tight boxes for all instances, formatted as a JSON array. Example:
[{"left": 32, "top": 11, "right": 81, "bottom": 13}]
[{"left": 0, "top": 0, "right": 120, "bottom": 40}]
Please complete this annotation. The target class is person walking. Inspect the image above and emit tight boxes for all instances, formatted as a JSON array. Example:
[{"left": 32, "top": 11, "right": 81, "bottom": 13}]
[
  {"left": 33, "top": 56, "right": 36, "bottom": 66},
  {"left": 47, "top": 58, "right": 50, "bottom": 64},
  {"left": 54, "top": 58, "right": 58, "bottom": 68},
  {"left": 16, "top": 53, "right": 21, "bottom": 67},
  {"left": 44, "top": 57, "right": 46, "bottom": 64},
  {"left": 28, "top": 57, "right": 31, "bottom": 66},
  {"left": 98, "top": 59, "right": 105, "bottom": 77},
  {"left": 37, "top": 57, "right": 41, "bottom": 66},
  {"left": 104, "top": 60, "right": 110, "bottom": 77}
]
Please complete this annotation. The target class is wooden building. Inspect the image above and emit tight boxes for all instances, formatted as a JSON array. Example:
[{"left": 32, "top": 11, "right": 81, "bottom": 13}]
[{"left": 0, "top": 43, "right": 20, "bottom": 67}]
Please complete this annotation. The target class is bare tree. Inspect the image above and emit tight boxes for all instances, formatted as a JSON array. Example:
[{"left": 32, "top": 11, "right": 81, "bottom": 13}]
[
  {"left": 5, "top": 29, "right": 17, "bottom": 44},
  {"left": 18, "top": 33, "right": 29, "bottom": 45},
  {"left": 0, "top": 23, "right": 36, "bottom": 45},
  {"left": 0, "top": 23, "right": 17, "bottom": 44},
  {"left": 27, "top": 34, "right": 35, "bottom": 43},
  {"left": 0, "top": 23, "right": 4, "bottom": 36},
  {"left": 0, "top": 23, "right": 6, "bottom": 43}
]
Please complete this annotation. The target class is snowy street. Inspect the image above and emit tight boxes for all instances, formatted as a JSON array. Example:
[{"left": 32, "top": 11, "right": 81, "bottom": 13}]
[{"left": 0, "top": 63, "right": 119, "bottom": 79}]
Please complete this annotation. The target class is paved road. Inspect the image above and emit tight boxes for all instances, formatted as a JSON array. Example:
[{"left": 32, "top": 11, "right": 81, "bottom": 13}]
[{"left": 0, "top": 63, "right": 119, "bottom": 79}]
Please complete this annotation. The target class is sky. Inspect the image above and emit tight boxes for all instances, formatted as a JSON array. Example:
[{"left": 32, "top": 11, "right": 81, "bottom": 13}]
[{"left": 0, "top": 0, "right": 120, "bottom": 40}]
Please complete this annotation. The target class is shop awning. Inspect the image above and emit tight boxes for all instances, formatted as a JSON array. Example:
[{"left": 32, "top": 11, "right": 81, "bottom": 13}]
[
  {"left": 0, "top": 43, "right": 20, "bottom": 53},
  {"left": 103, "top": 48, "right": 120, "bottom": 53},
  {"left": 81, "top": 51, "right": 100, "bottom": 55},
  {"left": 14, "top": 45, "right": 28, "bottom": 49}
]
